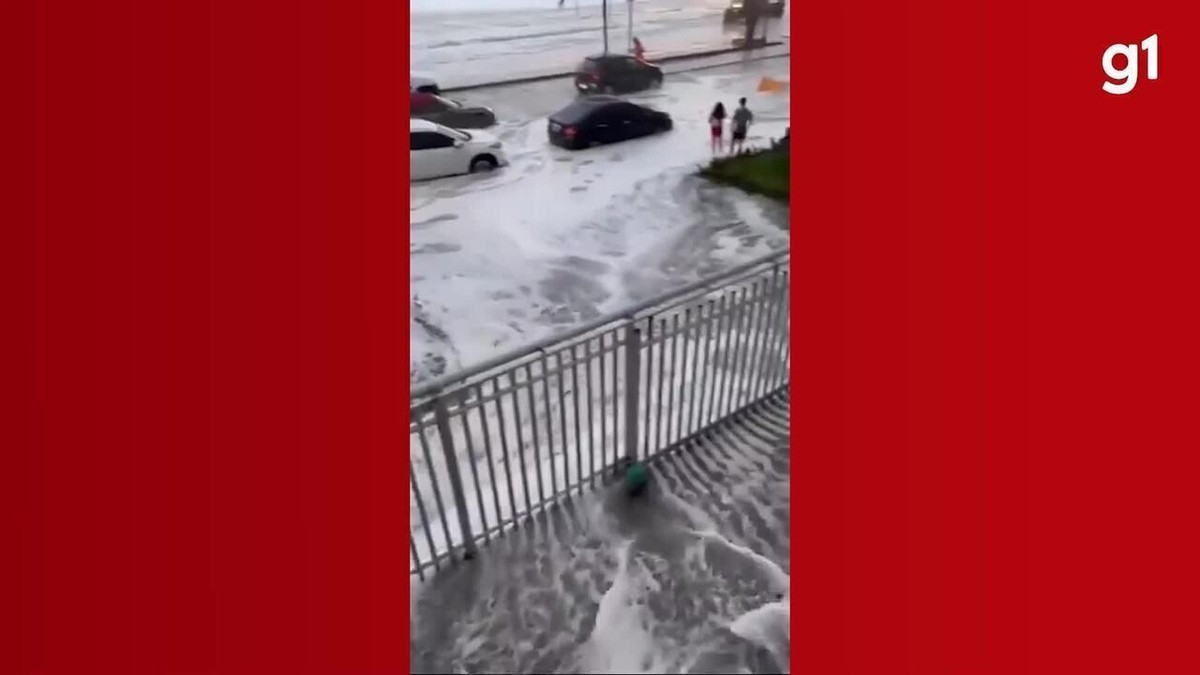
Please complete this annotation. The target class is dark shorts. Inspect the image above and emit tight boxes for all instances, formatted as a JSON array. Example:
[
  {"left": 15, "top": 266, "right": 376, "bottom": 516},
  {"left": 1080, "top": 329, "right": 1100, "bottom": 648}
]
[{"left": 732, "top": 128, "right": 747, "bottom": 141}]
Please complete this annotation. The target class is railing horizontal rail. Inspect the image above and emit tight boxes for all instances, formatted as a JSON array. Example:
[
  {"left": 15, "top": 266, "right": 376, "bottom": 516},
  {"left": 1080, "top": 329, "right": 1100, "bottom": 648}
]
[{"left": 409, "top": 249, "right": 790, "bottom": 580}]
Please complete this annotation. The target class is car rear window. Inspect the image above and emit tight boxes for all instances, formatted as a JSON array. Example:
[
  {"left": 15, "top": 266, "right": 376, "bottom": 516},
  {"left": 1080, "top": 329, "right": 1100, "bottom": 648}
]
[{"left": 551, "top": 100, "right": 602, "bottom": 125}]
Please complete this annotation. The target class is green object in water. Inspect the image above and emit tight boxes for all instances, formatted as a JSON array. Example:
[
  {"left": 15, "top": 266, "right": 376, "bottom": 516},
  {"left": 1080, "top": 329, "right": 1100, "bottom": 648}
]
[{"left": 624, "top": 462, "right": 649, "bottom": 493}]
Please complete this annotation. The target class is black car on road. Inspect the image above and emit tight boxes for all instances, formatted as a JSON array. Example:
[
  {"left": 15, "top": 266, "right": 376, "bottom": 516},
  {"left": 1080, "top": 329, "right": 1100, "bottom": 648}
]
[
  {"left": 547, "top": 96, "right": 672, "bottom": 150},
  {"left": 410, "top": 92, "right": 497, "bottom": 129},
  {"left": 574, "top": 55, "right": 663, "bottom": 94},
  {"left": 724, "top": 0, "right": 786, "bottom": 22}
]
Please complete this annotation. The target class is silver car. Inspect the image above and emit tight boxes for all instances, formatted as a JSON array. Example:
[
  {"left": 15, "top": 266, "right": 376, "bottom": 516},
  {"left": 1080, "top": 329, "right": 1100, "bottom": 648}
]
[{"left": 410, "top": 93, "right": 497, "bottom": 129}]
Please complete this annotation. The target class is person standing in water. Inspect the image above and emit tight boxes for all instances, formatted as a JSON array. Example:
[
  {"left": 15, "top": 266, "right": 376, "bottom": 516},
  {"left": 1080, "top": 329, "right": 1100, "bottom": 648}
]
[
  {"left": 731, "top": 97, "right": 754, "bottom": 154},
  {"left": 709, "top": 102, "right": 727, "bottom": 155}
]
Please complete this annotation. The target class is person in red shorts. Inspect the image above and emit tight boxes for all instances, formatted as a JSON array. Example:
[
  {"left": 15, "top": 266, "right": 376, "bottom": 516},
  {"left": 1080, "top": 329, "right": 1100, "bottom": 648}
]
[{"left": 709, "top": 102, "right": 727, "bottom": 155}]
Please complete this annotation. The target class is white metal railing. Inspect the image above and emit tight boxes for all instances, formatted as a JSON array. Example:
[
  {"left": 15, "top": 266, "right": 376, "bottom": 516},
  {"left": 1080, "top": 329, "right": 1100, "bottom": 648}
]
[{"left": 409, "top": 249, "right": 790, "bottom": 580}]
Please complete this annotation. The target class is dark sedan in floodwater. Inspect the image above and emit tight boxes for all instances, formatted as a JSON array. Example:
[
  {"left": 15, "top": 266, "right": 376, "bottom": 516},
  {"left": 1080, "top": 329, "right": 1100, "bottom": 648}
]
[
  {"left": 547, "top": 96, "right": 672, "bottom": 150},
  {"left": 410, "top": 92, "right": 497, "bottom": 129}
]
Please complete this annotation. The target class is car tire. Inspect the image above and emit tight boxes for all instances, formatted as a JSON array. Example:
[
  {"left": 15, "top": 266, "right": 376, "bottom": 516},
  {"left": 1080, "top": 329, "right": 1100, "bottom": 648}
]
[{"left": 470, "top": 154, "right": 499, "bottom": 173}]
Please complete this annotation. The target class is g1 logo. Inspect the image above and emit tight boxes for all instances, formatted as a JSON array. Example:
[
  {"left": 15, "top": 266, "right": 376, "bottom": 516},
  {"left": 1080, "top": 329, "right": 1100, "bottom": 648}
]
[{"left": 1103, "top": 34, "right": 1158, "bottom": 95}]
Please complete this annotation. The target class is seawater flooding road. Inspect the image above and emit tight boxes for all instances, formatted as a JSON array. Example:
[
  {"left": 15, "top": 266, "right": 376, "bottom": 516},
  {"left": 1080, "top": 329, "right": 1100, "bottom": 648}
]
[
  {"left": 411, "top": 0, "right": 790, "bottom": 87},
  {"left": 410, "top": 55, "right": 791, "bottom": 385},
  {"left": 410, "top": 392, "right": 791, "bottom": 675}
]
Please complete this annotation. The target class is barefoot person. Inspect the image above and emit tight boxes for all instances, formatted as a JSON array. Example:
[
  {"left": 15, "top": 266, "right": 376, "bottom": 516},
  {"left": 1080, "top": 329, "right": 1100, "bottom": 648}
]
[{"left": 731, "top": 97, "right": 754, "bottom": 154}]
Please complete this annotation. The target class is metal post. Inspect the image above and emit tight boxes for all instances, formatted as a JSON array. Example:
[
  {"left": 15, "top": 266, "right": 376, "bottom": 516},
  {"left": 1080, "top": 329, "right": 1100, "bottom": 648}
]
[
  {"left": 602, "top": 0, "right": 609, "bottom": 54},
  {"left": 434, "top": 396, "right": 477, "bottom": 559},
  {"left": 622, "top": 322, "right": 642, "bottom": 462},
  {"left": 627, "top": 0, "right": 633, "bottom": 52}
]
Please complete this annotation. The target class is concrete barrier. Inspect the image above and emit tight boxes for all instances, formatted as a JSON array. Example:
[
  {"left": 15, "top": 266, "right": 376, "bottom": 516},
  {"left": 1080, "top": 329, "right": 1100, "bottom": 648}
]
[{"left": 440, "top": 41, "right": 785, "bottom": 94}]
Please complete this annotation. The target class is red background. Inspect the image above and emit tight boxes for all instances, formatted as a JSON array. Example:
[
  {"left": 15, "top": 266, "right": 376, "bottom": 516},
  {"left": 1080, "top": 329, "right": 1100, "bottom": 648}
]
[
  {"left": 6, "top": 0, "right": 1200, "bottom": 673},
  {"left": 7, "top": 0, "right": 411, "bottom": 672},
  {"left": 792, "top": 1, "right": 1200, "bottom": 673}
]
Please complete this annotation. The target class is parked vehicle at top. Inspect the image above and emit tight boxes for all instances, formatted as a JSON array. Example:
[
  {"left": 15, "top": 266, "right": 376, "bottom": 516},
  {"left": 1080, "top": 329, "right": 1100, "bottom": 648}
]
[
  {"left": 723, "top": 0, "right": 786, "bottom": 22},
  {"left": 410, "top": 72, "right": 440, "bottom": 94},
  {"left": 411, "top": 92, "right": 497, "bottom": 129},
  {"left": 547, "top": 96, "right": 672, "bottom": 150},
  {"left": 574, "top": 54, "right": 663, "bottom": 94},
  {"left": 410, "top": 119, "right": 507, "bottom": 181}
]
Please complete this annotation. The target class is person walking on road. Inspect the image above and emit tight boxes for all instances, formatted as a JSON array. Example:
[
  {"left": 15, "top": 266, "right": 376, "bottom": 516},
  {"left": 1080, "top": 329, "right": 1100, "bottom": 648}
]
[
  {"left": 709, "top": 102, "right": 727, "bottom": 155},
  {"left": 731, "top": 97, "right": 754, "bottom": 154}
]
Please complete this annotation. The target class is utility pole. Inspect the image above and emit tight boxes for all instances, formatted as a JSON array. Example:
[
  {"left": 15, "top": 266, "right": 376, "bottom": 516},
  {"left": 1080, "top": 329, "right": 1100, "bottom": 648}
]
[
  {"left": 602, "top": 0, "right": 609, "bottom": 54},
  {"left": 627, "top": 0, "right": 633, "bottom": 52}
]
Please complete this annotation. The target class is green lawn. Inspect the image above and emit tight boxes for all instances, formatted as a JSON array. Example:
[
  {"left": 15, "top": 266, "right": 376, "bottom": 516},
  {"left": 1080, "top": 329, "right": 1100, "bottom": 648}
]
[{"left": 700, "top": 148, "right": 790, "bottom": 203}]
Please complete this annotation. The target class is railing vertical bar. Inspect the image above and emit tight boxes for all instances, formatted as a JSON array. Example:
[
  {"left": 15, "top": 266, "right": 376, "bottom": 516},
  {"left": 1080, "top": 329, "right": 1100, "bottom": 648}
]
[
  {"left": 760, "top": 278, "right": 785, "bottom": 394},
  {"left": 681, "top": 305, "right": 698, "bottom": 439},
  {"left": 704, "top": 294, "right": 727, "bottom": 429},
  {"left": 598, "top": 332, "right": 609, "bottom": 475},
  {"left": 492, "top": 374, "right": 519, "bottom": 527},
  {"left": 476, "top": 381, "right": 504, "bottom": 537},
  {"left": 717, "top": 287, "right": 744, "bottom": 421},
  {"left": 511, "top": 368, "right": 533, "bottom": 516},
  {"left": 777, "top": 271, "right": 792, "bottom": 390},
  {"left": 410, "top": 534, "right": 425, "bottom": 582},
  {"left": 666, "top": 311, "right": 682, "bottom": 448},
  {"left": 729, "top": 281, "right": 760, "bottom": 412},
  {"left": 434, "top": 397, "right": 477, "bottom": 557},
  {"left": 756, "top": 269, "right": 786, "bottom": 399},
  {"left": 641, "top": 318, "right": 654, "bottom": 461},
  {"left": 653, "top": 317, "right": 668, "bottom": 453},
  {"left": 524, "top": 363, "right": 546, "bottom": 507},
  {"left": 417, "top": 420, "right": 455, "bottom": 561},
  {"left": 460, "top": 399, "right": 490, "bottom": 544},
  {"left": 676, "top": 308, "right": 691, "bottom": 442},
  {"left": 752, "top": 272, "right": 779, "bottom": 400},
  {"left": 623, "top": 323, "right": 642, "bottom": 462},
  {"left": 409, "top": 452, "right": 440, "bottom": 571},
  {"left": 612, "top": 327, "right": 622, "bottom": 470},
  {"left": 585, "top": 337, "right": 597, "bottom": 488},
  {"left": 691, "top": 299, "right": 714, "bottom": 435},
  {"left": 556, "top": 351, "right": 570, "bottom": 494},
  {"left": 541, "top": 355, "right": 557, "bottom": 502},
  {"left": 571, "top": 347, "right": 584, "bottom": 494},
  {"left": 746, "top": 270, "right": 778, "bottom": 405}
]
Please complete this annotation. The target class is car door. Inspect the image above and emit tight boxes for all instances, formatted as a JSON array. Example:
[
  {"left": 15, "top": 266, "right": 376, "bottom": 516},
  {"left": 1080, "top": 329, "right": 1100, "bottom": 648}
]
[
  {"left": 410, "top": 132, "right": 438, "bottom": 180},
  {"left": 612, "top": 103, "right": 647, "bottom": 141},
  {"left": 411, "top": 131, "right": 461, "bottom": 179},
  {"left": 604, "top": 58, "right": 631, "bottom": 92},
  {"left": 425, "top": 131, "right": 463, "bottom": 177},
  {"left": 586, "top": 107, "right": 617, "bottom": 145}
]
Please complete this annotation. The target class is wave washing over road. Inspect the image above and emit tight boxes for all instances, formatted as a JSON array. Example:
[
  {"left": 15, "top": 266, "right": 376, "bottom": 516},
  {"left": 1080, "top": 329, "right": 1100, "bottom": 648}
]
[
  {"left": 410, "top": 56, "right": 790, "bottom": 386},
  {"left": 411, "top": 0, "right": 788, "bottom": 86}
]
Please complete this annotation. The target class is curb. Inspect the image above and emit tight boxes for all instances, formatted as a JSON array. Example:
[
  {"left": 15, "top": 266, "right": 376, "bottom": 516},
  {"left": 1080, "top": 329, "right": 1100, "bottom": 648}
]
[{"left": 440, "top": 41, "right": 785, "bottom": 94}]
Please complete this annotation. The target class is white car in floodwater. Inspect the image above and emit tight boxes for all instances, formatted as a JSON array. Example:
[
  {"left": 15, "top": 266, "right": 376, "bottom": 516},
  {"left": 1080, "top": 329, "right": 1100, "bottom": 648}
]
[{"left": 409, "top": 119, "right": 507, "bottom": 182}]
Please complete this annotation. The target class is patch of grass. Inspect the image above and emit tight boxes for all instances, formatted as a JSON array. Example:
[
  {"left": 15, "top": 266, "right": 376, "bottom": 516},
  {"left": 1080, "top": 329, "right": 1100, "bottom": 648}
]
[{"left": 699, "top": 148, "right": 790, "bottom": 203}]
